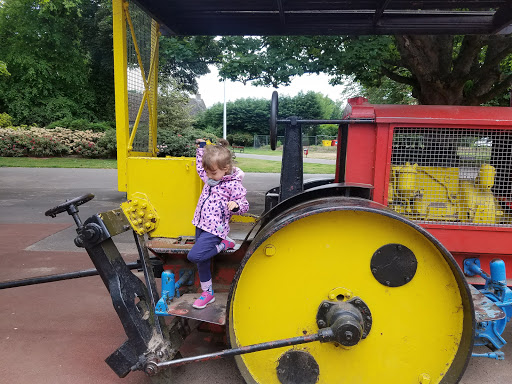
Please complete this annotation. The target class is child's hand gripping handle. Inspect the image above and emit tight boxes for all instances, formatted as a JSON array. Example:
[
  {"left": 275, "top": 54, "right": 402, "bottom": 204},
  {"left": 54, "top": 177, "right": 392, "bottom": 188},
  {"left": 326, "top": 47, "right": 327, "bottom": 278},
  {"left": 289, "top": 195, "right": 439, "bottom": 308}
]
[{"left": 227, "top": 201, "right": 239, "bottom": 212}]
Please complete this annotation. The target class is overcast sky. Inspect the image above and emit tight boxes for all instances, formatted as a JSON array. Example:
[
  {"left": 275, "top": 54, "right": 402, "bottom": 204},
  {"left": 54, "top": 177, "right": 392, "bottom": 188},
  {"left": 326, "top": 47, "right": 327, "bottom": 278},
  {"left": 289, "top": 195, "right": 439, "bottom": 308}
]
[{"left": 196, "top": 66, "right": 349, "bottom": 108}]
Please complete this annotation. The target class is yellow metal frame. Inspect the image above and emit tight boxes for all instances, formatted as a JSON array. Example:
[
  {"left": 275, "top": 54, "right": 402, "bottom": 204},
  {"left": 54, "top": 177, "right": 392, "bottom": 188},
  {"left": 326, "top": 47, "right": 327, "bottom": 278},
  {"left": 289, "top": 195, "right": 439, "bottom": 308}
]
[
  {"left": 112, "top": 0, "right": 202, "bottom": 237},
  {"left": 112, "top": 0, "right": 129, "bottom": 191},
  {"left": 113, "top": 0, "right": 159, "bottom": 192}
]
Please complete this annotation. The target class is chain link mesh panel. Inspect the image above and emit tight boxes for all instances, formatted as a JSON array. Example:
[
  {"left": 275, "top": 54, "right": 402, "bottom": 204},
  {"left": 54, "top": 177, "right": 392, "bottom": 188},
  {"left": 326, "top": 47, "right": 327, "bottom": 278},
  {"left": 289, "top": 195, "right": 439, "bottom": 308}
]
[
  {"left": 126, "top": 2, "right": 157, "bottom": 153},
  {"left": 254, "top": 135, "right": 337, "bottom": 148},
  {"left": 389, "top": 127, "right": 512, "bottom": 227}
]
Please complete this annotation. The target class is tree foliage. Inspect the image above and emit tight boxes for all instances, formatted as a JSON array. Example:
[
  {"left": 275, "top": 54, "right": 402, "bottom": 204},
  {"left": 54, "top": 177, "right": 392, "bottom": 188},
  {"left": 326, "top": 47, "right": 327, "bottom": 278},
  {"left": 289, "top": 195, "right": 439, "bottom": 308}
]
[
  {"left": 158, "top": 36, "right": 220, "bottom": 93},
  {"left": 0, "top": 61, "right": 9, "bottom": 77},
  {"left": 0, "top": 0, "right": 92, "bottom": 124},
  {"left": 341, "top": 76, "right": 417, "bottom": 105},
  {"left": 213, "top": 35, "right": 512, "bottom": 106},
  {"left": 157, "top": 78, "right": 196, "bottom": 132},
  {"left": 194, "top": 92, "right": 343, "bottom": 138},
  {"left": 0, "top": 0, "right": 115, "bottom": 125}
]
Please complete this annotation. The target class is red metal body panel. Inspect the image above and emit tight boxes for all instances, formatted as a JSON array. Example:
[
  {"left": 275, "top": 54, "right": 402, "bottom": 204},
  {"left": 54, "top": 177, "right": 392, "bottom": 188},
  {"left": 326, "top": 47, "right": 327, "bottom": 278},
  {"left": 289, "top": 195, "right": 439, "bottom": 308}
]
[{"left": 340, "top": 98, "right": 512, "bottom": 276}]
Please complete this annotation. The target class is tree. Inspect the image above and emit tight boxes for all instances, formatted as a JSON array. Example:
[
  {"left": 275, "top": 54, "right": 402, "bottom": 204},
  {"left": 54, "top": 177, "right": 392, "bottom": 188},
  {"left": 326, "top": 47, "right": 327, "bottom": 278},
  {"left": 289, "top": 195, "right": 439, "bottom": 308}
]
[
  {"left": 392, "top": 35, "right": 512, "bottom": 105},
  {"left": 194, "top": 92, "right": 342, "bottom": 137},
  {"left": 80, "top": 0, "right": 116, "bottom": 122},
  {"left": 341, "top": 76, "right": 417, "bottom": 105},
  {"left": 0, "top": 0, "right": 117, "bottom": 125},
  {"left": 158, "top": 36, "right": 220, "bottom": 93},
  {"left": 0, "top": 0, "right": 95, "bottom": 125},
  {"left": 214, "top": 35, "right": 512, "bottom": 106},
  {"left": 157, "top": 78, "right": 196, "bottom": 132}
]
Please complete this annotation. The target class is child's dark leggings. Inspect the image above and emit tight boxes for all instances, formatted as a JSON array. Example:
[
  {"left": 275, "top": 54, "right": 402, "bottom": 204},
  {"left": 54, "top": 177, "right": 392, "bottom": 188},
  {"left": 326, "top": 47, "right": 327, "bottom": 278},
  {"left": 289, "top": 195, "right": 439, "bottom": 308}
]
[{"left": 187, "top": 227, "right": 222, "bottom": 282}]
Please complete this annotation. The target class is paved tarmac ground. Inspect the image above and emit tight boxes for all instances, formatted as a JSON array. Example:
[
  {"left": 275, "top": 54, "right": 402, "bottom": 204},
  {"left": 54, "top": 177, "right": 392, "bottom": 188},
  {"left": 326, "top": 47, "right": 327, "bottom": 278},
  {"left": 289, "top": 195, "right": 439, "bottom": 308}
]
[{"left": 0, "top": 168, "right": 511, "bottom": 384}]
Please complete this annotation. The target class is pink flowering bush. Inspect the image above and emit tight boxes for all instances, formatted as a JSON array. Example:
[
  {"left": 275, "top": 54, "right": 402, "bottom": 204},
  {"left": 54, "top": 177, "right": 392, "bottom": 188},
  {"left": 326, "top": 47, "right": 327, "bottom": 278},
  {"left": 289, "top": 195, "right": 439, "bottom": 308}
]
[{"left": 0, "top": 126, "right": 116, "bottom": 158}]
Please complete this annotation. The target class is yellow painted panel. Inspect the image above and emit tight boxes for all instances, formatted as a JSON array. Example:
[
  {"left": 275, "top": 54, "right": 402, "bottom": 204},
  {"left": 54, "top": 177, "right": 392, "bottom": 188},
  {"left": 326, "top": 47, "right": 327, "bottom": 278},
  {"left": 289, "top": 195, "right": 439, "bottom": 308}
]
[
  {"left": 231, "top": 210, "right": 467, "bottom": 383},
  {"left": 126, "top": 157, "right": 202, "bottom": 237},
  {"left": 112, "top": 0, "right": 128, "bottom": 191}
]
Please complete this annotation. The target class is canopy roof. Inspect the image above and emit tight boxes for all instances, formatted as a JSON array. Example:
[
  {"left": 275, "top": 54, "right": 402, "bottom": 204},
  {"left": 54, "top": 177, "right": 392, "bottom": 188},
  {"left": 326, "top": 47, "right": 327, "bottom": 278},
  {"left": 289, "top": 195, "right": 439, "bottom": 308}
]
[{"left": 133, "top": 1, "right": 512, "bottom": 36}]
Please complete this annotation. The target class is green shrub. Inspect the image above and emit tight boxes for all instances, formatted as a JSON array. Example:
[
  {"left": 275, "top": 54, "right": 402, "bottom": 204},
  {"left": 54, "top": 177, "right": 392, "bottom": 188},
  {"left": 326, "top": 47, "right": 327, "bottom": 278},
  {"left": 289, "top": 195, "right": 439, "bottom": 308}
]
[
  {"left": 0, "top": 113, "right": 13, "bottom": 128},
  {"left": 0, "top": 128, "right": 69, "bottom": 157},
  {"left": 157, "top": 133, "right": 196, "bottom": 157},
  {"left": 74, "top": 140, "right": 107, "bottom": 158},
  {"left": 0, "top": 133, "right": 27, "bottom": 156},
  {"left": 46, "top": 118, "right": 113, "bottom": 132},
  {"left": 227, "top": 132, "right": 253, "bottom": 146},
  {"left": 157, "top": 129, "right": 217, "bottom": 157},
  {"left": 0, "top": 127, "right": 107, "bottom": 158},
  {"left": 95, "top": 129, "right": 117, "bottom": 158}
]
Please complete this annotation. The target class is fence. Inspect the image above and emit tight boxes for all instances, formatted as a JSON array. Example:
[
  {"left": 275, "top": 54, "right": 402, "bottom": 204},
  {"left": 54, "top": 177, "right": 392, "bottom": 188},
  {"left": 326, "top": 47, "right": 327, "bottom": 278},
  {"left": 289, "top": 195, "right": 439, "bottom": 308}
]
[{"left": 253, "top": 135, "right": 337, "bottom": 148}]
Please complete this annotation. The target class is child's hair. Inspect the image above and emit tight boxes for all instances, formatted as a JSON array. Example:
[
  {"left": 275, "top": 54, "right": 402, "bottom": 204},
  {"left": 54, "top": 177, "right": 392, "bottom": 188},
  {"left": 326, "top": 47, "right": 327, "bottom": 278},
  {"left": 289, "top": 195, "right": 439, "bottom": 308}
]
[
  {"left": 217, "top": 138, "right": 230, "bottom": 147},
  {"left": 203, "top": 143, "right": 233, "bottom": 174}
]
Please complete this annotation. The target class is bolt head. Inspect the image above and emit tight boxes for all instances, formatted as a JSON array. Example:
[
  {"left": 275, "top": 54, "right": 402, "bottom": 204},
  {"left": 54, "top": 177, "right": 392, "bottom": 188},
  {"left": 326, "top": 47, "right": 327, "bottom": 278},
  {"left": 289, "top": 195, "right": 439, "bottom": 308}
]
[{"left": 264, "top": 244, "right": 276, "bottom": 256}]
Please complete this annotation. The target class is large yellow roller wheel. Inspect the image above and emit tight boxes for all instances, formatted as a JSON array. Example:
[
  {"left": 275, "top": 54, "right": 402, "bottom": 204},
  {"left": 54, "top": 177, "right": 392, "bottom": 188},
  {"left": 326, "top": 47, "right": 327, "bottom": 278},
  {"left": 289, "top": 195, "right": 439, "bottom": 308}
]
[{"left": 228, "top": 197, "right": 474, "bottom": 384}]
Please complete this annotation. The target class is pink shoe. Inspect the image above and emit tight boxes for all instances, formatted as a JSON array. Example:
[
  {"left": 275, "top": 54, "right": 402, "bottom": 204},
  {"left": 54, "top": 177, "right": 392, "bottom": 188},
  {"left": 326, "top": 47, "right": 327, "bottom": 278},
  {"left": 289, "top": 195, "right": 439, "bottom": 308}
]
[
  {"left": 192, "top": 291, "right": 215, "bottom": 309},
  {"left": 221, "top": 237, "right": 235, "bottom": 250}
]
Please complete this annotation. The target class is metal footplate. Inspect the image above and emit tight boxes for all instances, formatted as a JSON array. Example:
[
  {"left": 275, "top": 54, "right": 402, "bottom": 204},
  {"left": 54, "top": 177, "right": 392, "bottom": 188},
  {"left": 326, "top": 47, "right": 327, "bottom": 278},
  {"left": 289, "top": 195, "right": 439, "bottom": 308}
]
[
  {"left": 470, "top": 285, "right": 506, "bottom": 322},
  {"left": 146, "top": 237, "right": 241, "bottom": 256},
  {"left": 165, "top": 292, "right": 228, "bottom": 325}
]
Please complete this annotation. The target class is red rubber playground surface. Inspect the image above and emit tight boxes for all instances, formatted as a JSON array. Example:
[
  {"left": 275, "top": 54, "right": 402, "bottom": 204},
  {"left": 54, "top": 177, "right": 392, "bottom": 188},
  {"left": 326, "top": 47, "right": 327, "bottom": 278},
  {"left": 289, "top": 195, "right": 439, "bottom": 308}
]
[{"left": 0, "top": 223, "right": 242, "bottom": 384}]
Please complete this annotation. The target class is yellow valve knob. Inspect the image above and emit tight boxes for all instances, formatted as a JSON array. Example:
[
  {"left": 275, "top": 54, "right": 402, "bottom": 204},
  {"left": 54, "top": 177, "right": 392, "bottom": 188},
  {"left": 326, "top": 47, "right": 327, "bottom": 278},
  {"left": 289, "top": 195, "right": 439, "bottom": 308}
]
[
  {"left": 419, "top": 373, "right": 431, "bottom": 383},
  {"left": 145, "top": 222, "right": 151, "bottom": 229},
  {"left": 141, "top": 203, "right": 147, "bottom": 209},
  {"left": 148, "top": 214, "right": 154, "bottom": 220},
  {"left": 132, "top": 200, "right": 138, "bottom": 206},
  {"left": 137, "top": 219, "right": 143, "bottom": 224},
  {"left": 138, "top": 211, "right": 145, "bottom": 217}
]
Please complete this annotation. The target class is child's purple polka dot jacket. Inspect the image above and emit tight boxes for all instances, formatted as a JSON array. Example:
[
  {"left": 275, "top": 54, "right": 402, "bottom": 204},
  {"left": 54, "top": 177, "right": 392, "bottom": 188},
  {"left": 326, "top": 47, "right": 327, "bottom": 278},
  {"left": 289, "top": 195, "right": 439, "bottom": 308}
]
[{"left": 192, "top": 148, "right": 250, "bottom": 239}]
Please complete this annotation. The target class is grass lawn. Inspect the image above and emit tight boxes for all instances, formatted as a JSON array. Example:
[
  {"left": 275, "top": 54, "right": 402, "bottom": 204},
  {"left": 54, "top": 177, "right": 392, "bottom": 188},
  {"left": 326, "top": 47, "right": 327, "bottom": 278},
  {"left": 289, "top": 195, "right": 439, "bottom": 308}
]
[
  {"left": 235, "top": 157, "right": 335, "bottom": 174},
  {"left": 0, "top": 157, "right": 117, "bottom": 168},
  {"left": 0, "top": 156, "right": 335, "bottom": 174},
  {"left": 242, "top": 146, "right": 337, "bottom": 159},
  {"left": 242, "top": 147, "right": 281, "bottom": 156}
]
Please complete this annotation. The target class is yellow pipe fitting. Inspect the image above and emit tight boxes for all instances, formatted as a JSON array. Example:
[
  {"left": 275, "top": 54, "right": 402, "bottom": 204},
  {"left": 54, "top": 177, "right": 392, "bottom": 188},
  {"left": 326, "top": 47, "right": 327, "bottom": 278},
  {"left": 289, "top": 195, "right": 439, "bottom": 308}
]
[
  {"left": 396, "top": 163, "right": 418, "bottom": 200},
  {"left": 475, "top": 164, "right": 495, "bottom": 190}
]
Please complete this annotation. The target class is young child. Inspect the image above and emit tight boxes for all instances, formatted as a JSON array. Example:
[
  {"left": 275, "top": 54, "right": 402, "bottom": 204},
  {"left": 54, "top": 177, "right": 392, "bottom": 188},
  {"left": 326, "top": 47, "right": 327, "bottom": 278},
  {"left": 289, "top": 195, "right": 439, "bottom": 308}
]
[{"left": 188, "top": 139, "right": 249, "bottom": 309}]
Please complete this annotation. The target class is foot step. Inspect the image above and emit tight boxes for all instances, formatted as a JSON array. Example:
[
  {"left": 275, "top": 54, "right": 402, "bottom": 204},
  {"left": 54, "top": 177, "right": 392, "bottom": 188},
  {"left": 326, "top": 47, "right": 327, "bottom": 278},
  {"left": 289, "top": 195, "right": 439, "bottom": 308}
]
[{"left": 166, "top": 292, "right": 228, "bottom": 325}]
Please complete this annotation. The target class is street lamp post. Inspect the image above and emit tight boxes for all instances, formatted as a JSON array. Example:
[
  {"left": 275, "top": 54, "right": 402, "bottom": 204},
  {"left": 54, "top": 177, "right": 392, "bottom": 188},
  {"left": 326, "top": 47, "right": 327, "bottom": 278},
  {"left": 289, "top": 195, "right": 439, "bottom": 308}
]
[{"left": 223, "top": 79, "right": 227, "bottom": 139}]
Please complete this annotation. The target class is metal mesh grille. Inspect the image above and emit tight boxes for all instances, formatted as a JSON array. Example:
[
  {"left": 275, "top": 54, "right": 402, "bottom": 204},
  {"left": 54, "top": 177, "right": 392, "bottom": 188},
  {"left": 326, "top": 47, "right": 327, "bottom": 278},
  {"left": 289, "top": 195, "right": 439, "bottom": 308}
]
[
  {"left": 388, "top": 127, "right": 512, "bottom": 226},
  {"left": 127, "top": 2, "right": 157, "bottom": 153}
]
